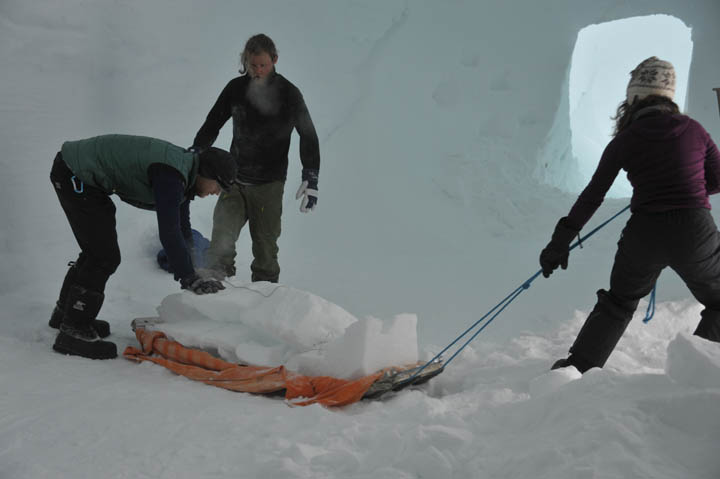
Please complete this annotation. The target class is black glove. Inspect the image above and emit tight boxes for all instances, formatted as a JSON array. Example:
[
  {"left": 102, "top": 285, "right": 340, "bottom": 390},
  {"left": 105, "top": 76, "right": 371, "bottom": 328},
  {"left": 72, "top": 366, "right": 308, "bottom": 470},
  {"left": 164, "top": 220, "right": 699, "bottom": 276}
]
[
  {"left": 295, "top": 168, "right": 319, "bottom": 212},
  {"left": 180, "top": 274, "right": 225, "bottom": 295},
  {"left": 539, "top": 217, "right": 579, "bottom": 278}
]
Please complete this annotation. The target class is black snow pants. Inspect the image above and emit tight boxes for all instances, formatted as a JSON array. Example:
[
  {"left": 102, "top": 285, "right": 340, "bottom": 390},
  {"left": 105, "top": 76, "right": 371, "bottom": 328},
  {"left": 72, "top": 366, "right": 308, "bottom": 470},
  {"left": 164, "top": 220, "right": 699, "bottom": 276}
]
[
  {"left": 50, "top": 153, "right": 121, "bottom": 294},
  {"left": 569, "top": 208, "right": 720, "bottom": 370}
]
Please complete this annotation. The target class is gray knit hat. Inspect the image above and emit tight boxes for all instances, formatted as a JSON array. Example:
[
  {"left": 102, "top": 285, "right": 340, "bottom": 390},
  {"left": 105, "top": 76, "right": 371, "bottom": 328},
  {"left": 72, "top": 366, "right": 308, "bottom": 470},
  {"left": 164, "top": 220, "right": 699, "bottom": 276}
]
[{"left": 626, "top": 56, "right": 676, "bottom": 104}]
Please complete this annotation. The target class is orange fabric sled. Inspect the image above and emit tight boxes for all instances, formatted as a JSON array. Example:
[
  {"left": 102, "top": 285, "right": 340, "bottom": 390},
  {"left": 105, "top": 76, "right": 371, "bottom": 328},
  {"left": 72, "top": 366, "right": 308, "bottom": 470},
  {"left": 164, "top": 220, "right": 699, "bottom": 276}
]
[{"left": 123, "top": 328, "right": 383, "bottom": 407}]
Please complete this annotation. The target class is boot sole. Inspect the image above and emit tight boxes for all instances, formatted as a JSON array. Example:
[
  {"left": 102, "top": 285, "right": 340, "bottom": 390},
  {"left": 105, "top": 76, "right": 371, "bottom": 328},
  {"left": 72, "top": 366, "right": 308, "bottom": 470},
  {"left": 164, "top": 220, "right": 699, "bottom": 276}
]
[{"left": 53, "top": 332, "right": 117, "bottom": 360}]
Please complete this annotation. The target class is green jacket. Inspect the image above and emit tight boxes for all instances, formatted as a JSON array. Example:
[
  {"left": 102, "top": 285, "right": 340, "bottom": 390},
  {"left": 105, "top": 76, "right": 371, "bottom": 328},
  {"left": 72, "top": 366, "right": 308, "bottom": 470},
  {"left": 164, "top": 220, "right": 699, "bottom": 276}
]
[{"left": 61, "top": 135, "right": 198, "bottom": 208}]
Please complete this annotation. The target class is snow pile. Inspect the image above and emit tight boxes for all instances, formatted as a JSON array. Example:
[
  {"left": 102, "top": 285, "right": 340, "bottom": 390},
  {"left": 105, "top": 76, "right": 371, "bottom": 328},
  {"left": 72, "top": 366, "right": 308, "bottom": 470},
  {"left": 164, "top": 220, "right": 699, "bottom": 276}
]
[
  {"left": 154, "top": 281, "right": 418, "bottom": 378},
  {"left": 666, "top": 332, "right": 720, "bottom": 389}
]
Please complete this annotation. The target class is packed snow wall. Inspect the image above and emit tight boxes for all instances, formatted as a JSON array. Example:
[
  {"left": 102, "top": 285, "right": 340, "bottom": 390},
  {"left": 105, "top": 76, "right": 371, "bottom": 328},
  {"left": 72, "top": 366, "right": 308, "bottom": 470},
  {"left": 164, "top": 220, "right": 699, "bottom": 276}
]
[{"left": 1, "top": 0, "right": 719, "bottom": 346}]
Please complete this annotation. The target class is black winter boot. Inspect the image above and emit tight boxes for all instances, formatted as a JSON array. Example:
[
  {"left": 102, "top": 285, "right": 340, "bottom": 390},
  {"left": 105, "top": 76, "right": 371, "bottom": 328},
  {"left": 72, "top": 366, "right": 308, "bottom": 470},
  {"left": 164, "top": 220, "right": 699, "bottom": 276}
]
[
  {"left": 49, "top": 262, "right": 111, "bottom": 338},
  {"left": 551, "top": 355, "right": 594, "bottom": 373},
  {"left": 694, "top": 309, "right": 720, "bottom": 343},
  {"left": 53, "top": 285, "right": 117, "bottom": 360},
  {"left": 553, "top": 289, "right": 638, "bottom": 373}
]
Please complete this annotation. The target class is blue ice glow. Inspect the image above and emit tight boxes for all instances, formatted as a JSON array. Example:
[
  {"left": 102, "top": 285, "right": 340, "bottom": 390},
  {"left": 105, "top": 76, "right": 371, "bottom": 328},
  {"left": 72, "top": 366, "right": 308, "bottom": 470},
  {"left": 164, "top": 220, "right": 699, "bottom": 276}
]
[{"left": 569, "top": 15, "right": 693, "bottom": 198}]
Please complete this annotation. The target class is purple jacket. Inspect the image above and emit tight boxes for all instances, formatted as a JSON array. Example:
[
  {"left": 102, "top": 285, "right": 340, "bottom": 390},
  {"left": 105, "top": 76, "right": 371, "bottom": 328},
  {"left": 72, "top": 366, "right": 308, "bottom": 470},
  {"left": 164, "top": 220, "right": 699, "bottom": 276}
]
[{"left": 566, "top": 113, "right": 720, "bottom": 230}]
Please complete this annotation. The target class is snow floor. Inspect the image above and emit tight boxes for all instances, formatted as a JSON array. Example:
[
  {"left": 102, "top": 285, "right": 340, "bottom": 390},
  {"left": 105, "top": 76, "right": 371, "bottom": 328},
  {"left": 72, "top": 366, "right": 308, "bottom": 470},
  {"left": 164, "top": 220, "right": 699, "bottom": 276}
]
[{"left": 2, "top": 290, "right": 719, "bottom": 479}]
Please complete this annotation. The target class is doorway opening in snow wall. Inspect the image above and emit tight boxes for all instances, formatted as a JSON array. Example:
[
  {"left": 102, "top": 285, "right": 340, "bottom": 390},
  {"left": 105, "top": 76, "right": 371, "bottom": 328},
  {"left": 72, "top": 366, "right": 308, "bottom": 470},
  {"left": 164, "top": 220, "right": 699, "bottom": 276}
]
[{"left": 542, "top": 15, "right": 693, "bottom": 199}]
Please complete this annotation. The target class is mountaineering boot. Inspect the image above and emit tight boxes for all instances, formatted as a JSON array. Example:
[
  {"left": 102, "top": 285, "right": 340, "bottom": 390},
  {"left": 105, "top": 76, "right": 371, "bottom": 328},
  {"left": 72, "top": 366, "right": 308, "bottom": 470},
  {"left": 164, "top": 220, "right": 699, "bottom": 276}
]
[
  {"left": 53, "top": 285, "right": 117, "bottom": 360},
  {"left": 48, "top": 262, "right": 111, "bottom": 338},
  {"left": 50, "top": 305, "right": 111, "bottom": 338},
  {"left": 200, "top": 263, "right": 235, "bottom": 281},
  {"left": 551, "top": 355, "right": 593, "bottom": 372},
  {"left": 552, "top": 289, "right": 637, "bottom": 373},
  {"left": 694, "top": 309, "right": 720, "bottom": 343},
  {"left": 214, "top": 263, "right": 236, "bottom": 279}
]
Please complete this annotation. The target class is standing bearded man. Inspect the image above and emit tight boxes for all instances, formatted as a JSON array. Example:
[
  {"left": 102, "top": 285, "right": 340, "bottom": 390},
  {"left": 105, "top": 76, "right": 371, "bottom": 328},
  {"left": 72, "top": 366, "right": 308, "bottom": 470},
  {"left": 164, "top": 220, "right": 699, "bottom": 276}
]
[{"left": 191, "top": 33, "right": 320, "bottom": 283}]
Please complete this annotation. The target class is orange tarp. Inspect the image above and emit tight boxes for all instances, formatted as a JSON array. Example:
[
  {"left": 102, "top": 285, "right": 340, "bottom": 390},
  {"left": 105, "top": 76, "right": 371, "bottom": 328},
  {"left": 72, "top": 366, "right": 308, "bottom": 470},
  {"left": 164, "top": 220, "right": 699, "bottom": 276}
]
[{"left": 122, "top": 328, "right": 383, "bottom": 407}]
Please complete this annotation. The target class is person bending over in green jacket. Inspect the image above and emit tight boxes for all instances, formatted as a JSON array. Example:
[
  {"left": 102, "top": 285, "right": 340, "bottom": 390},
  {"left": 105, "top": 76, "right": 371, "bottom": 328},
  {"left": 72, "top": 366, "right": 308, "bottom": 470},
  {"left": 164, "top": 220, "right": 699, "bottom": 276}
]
[{"left": 50, "top": 134, "right": 237, "bottom": 360}]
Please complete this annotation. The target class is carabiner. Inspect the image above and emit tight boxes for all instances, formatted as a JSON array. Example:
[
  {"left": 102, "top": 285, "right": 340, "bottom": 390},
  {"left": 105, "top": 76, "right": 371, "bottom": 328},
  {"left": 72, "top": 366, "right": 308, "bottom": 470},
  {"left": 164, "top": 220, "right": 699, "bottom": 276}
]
[{"left": 70, "top": 175, "right": 84, "bottom": 194}]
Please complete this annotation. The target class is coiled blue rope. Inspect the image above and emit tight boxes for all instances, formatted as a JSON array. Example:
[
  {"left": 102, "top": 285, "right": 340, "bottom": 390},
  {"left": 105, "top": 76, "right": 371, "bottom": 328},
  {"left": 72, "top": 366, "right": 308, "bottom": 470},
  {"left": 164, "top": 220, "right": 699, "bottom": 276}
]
[{"left": 405, "top": 204, "right": 633, "bottom": 383}]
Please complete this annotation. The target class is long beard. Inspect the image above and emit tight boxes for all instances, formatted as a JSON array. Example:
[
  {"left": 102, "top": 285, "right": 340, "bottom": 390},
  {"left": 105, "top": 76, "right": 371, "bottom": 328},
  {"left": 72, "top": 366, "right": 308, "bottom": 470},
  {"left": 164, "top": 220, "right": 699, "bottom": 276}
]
[{"left": 246, "top": 76, "right": 280, "bottom": 115}]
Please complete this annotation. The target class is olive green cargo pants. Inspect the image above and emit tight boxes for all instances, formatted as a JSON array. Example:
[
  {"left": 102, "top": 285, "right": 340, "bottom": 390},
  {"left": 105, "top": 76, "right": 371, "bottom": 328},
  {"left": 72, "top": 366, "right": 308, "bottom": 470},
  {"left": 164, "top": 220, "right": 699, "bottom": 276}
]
[{"left": 205, "top": 181, "right": 284, "bottom": 283}]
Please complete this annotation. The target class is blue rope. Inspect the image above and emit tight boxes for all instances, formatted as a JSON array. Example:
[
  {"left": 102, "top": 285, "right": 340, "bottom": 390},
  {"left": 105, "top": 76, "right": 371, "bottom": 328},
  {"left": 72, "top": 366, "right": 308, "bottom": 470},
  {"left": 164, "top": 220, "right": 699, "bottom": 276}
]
[
  {"left": 404, "top": 204, "right": 631, "bottom": 383},
  {"left": 643, "top": 284, "right": 656, "bottom": 323}
]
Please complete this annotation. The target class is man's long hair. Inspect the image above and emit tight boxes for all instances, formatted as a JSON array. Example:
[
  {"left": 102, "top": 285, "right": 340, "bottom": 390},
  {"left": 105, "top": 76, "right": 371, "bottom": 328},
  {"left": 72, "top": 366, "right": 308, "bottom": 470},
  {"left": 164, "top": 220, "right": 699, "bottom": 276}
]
[
  {"left": 612, "top": 95, "right": 680, "bottom": 137},
  {"left": 239, "top": 34, "right": 278, "bottom": 74}
]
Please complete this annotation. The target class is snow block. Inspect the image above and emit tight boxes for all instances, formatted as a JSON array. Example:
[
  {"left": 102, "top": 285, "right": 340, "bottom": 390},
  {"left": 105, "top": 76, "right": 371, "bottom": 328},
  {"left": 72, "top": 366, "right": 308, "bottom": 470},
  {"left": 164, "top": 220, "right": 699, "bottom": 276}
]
[
  {"left": 294, "top": 314, "right": 419, "bottom": 380},
  {"left": 151, "top": 284, "right": 421, "bottom": 379},
  {"left": 155, "top": 283, "right": 356, "bottom": 366},
  {"left": 666, "top": 333, "right": 720, "bottom": 389}
]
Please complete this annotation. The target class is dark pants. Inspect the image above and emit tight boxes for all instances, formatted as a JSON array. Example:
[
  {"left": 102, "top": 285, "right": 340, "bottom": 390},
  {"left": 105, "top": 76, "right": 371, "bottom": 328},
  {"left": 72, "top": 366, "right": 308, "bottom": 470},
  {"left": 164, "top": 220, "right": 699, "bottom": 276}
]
[
  {"left": 50, "top": 153, "right": 120, "bottom": 294},
  {"left": 570, "top": 209, "right": 720, "bottom": 369}
]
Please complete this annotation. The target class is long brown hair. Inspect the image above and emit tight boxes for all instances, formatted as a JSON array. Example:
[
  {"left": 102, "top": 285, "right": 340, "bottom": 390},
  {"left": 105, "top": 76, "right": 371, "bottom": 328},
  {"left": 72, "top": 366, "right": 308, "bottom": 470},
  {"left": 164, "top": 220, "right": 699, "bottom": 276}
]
[
  {"left": 612, "top": 95, "right": 679, "bottom": 137},
  {"left": 239, "top": 34, "right": 278, "bottom": 74}
]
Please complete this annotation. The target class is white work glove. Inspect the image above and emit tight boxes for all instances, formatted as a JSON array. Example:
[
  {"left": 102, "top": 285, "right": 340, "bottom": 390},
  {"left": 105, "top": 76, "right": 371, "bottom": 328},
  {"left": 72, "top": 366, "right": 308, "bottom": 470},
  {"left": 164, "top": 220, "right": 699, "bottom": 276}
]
[{"left": 295, "top": 168, "right": 319, "bottom": 213}]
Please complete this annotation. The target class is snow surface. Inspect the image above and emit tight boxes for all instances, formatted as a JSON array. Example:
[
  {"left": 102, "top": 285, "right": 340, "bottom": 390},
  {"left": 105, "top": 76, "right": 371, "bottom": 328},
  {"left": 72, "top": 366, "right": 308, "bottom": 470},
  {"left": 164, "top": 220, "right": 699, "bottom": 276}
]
[{"left": 2, "top": 1, "right": 720, "bottom": 478}]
